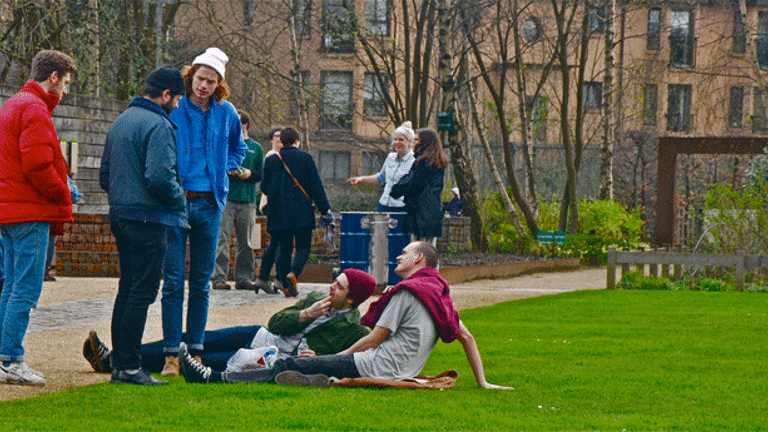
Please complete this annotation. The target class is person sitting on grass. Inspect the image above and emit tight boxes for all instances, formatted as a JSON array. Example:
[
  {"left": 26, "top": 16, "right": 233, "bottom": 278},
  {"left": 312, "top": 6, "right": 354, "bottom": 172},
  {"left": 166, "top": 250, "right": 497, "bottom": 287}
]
[
  {"left": 178, "top": 241, "right": 514, "bottom": 390},
  {"left": 83, "top": 269, "right": 376, "bottom": 374}
]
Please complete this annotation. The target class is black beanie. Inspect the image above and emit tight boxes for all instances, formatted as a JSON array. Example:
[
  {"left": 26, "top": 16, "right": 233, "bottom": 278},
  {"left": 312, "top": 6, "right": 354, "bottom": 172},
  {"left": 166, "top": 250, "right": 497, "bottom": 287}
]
[{"left": 145, "top": 65, "right": 185, "bottom": 96}]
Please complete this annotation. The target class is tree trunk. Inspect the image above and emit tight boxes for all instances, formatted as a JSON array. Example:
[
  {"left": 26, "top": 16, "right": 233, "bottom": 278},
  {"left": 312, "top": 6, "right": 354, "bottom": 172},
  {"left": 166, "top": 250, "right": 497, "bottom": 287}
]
[{"left": 437, "top": 0, "right": 482, "bottom": 250}]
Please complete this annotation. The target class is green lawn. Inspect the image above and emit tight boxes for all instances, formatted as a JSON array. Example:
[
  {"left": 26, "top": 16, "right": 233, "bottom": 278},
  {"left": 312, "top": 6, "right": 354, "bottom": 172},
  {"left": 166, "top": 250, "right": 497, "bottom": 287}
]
[{"left": 2, "top": 290, "right": 766, "bottom": 431}]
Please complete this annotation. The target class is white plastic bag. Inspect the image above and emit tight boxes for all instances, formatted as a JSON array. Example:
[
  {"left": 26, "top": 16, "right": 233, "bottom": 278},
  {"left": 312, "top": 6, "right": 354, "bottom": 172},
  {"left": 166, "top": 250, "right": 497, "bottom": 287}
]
[{"left": 225, "top": 346, "right": 279, "bottom": 373}]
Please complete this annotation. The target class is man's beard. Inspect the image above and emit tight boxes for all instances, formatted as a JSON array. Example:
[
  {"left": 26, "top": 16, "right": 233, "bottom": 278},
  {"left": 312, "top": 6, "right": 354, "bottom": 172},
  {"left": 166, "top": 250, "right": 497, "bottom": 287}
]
[{"left": 161, "top": 98, "right": 175, "bottom": 114}]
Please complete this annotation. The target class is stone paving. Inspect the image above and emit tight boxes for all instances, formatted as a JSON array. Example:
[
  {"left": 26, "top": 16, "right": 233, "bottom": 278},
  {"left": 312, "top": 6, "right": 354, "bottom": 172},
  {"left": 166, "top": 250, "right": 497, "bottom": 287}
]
[
  {"left": 27, "top": 268, "right": 606, "bottom": 334},
  {"left": 27, "top": 283, "right": 327, "bottom": 334}
]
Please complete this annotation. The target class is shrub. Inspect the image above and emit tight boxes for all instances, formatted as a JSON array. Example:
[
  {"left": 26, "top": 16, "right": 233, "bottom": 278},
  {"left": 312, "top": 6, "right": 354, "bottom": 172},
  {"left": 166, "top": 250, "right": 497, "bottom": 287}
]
[
  {"left": 480, "top": 192, "right": 644, "bottom": 262},
  {"left": 616, "top": 270, "right": 672, "bottom": 290},
  {"left": 702, "top": 178, "right": 768, "bottom": 255}
]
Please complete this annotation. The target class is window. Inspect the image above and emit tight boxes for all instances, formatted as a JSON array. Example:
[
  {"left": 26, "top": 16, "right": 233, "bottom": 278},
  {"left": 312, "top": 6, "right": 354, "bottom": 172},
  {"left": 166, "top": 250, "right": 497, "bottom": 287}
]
[
  {"left": 758, "top": 12, "right": 768, "bottom": 68},
  {"left": 647, "top": 7, "right": 661, "bottom": 51},
  {"left": 670, "top": 10, "right": 695, "bottom": 67},
  {"left": 667, "top": 84, "right": 692, "bottom": 132},
  {"left": 582, "top": 81, "right": 602, "bottom": 110},
  {"left": 523, "top": 17, "right": 541, "bottom": 43},
  {"left": 323, "top": 0, "right": 354, "bottom": 53},
  {"left": 362, "top": 151, "right": 386, "bottom": 175},
  {"left": 366, "top": 0, "right": 389, "bottom": 36},
  {"left": 733, "top": 10, "right": 746, "bottom": 55},
  {"left": 320, "top": 71, "right": 353, "bottom": 130},
  {"left": 588, "top": 6, "right": 605, "bottom": 35},
  {"left": 643, "top": 83, "right": 658, "bottom": 126},
  {"left": 729, "top": 86, "right": 744, "bottom": 129},
  {"left": 753, "top": 87, "right": 768, "bottom": 134},
  {"left": 363, "top": 73, "right": 387, "bottom": 117},
  {"left": 319, "top": 151, "right": 351, "bottom": 179},
  {"left": 294, "top": 0, "right": 312, "bottom": 37}
]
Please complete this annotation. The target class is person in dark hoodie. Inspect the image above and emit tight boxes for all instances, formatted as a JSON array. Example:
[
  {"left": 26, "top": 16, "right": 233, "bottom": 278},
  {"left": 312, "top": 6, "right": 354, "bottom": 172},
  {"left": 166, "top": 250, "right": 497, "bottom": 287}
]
[
  {"left": 99, "top": 65, "right": 187, "bottom": 386},
  {"left": 178, "top": 241, "right": 513, "bottom": 390}
]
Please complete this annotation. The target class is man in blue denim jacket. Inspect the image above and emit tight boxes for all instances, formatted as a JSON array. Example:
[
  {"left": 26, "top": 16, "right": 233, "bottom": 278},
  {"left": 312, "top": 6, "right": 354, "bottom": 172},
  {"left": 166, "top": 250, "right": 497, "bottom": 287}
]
[{"left": 161, "top": 47, "right": 246, "bottom": 377}]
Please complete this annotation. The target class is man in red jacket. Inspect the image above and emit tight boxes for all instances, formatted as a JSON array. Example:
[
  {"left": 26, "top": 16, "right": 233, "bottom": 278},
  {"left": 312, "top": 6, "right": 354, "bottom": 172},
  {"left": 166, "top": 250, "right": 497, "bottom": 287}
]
[{"left": 0, "top": 50, "right": 77, "bottom": 387}]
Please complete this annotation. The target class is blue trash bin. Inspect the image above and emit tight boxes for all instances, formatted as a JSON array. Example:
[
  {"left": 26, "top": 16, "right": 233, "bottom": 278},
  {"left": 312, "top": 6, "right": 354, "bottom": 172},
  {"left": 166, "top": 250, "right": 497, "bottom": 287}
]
[
  {"left": 340, "top": 212, "right": 410, "bottom": 286},
  {"left": 339, "top": 212, "right": 371, "bottom": 274}
]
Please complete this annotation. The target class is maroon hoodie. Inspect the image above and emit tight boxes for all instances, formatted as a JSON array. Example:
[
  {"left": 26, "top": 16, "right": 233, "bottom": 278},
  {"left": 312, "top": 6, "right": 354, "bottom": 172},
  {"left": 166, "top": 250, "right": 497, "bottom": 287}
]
[{"left": 361, "top": 267, "right": 461, "bottom": 343}]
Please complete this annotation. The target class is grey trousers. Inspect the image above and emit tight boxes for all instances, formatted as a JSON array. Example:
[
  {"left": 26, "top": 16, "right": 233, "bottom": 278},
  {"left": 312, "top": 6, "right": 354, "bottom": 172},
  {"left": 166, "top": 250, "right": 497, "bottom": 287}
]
[
  {"left": 212, "top": 201, "right": 256, "bottom": 283},
  {"left": 222, "top": 353, "right": 361, "bottom": 383}
]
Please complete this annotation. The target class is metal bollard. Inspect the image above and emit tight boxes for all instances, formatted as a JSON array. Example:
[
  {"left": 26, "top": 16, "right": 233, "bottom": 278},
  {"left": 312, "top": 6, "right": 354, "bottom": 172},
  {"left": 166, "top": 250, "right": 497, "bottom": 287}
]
[{"left": 361, "top": 213, "right": 399, "bottom": 291}]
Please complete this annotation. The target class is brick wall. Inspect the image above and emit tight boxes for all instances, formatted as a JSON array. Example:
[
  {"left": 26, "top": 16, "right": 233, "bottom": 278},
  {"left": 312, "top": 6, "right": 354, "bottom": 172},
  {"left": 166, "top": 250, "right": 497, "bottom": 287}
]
[{"left": 54, "top": 214, "right": 471, "bottom": 277}]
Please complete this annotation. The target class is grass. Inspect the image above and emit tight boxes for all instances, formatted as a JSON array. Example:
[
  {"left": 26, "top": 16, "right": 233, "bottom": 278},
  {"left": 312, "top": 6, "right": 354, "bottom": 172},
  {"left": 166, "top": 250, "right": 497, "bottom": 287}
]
[{"left": 1, "top": 290, "right": 766, "bottom": 431}]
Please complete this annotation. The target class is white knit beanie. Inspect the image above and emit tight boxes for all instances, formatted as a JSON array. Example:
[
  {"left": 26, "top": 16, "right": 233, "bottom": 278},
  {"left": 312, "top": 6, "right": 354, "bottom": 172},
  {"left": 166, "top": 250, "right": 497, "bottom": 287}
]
[
  {"left": 392, "top": 121, "right": 415, "bottom": 142},
  {"left": 193, "top": 47, "right": 229, "bottom": 79}
]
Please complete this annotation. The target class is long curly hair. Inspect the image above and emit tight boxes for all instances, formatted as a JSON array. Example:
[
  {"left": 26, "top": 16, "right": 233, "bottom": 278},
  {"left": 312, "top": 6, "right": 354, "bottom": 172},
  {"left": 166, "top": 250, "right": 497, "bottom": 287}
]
[{"left": 182, "top": 64, "right": 231, "bottom": 102}]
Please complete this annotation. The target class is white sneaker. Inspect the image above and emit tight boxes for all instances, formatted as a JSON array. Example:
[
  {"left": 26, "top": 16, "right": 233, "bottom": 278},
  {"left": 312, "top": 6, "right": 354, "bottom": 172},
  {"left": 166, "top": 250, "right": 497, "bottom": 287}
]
[{"left": 0, "top": 361, "right": 47, "bottom": 386}]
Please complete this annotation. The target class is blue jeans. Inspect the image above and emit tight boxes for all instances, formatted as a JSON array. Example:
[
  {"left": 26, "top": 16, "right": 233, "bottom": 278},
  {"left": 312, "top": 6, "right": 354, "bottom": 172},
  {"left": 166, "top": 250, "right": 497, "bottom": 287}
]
[
  {"left": 141, "top": 325, "right": 260, "bottom": 372},
  {"left": 161, "top": 196, "right": 222, "bottom": 355},
  {"left": 0, "top": 222, "right": 49, "bottom": 362},
  {"left": 110, "top": 218, "right": 168, "bottom": 370},
  {"left": 222, "top": 352, "right": 360, "bottom": 383},
  {"left": 0, "top": 235, "right": 5, "bottom": 283}
]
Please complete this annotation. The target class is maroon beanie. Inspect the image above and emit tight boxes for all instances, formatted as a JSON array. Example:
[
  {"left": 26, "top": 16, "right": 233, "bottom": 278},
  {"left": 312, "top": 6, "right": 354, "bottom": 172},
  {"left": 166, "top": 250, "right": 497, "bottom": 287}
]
[{"left": 343, "top": 269, "right": 376, "bottom": 306}]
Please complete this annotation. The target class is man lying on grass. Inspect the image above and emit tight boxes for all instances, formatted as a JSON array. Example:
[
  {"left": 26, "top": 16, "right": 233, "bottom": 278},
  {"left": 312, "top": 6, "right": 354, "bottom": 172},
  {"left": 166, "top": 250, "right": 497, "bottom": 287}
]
[
  {"left": 82, "top": 268, "right": 376, "bottom": 380},
  {"left": 180, "top": 241, "right": 513, "bottom": 390}
]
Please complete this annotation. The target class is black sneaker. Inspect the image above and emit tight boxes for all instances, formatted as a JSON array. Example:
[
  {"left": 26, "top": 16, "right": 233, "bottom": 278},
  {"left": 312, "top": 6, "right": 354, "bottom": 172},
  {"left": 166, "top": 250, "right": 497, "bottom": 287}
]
[
  {"left": 83, "top": 330, "right": 112, "bottom": 373},
  {"left": 110, "top": 368, "right": 167, "bottom": 385},
  {"left": 179, "top": 343, "right": 212, "bottom": 384},
  {"left": 275, "top": 370, "right": 330, "bottom": 387},
  {"left": 235, "top": 281, "right": 257, "bottom": 291},
  {"left": 212, "top": 280, "right": 232, "bottom": 290}
]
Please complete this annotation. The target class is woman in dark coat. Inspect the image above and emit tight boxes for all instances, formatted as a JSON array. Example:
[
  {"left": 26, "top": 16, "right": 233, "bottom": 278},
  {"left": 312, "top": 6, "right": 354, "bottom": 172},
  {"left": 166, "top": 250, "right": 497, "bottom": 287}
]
[
  {"left": 389, "top": 128, "right": 448, "bottom": 246},
  {"left": 260, "top": 127, "right": 331, "bottom": 296}
]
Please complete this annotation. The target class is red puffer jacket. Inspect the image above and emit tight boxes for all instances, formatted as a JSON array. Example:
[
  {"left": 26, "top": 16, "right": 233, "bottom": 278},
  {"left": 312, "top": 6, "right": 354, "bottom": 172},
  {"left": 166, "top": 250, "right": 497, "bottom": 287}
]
[{"left": 0, "top": 80, "right": 72, "bottom": 224}]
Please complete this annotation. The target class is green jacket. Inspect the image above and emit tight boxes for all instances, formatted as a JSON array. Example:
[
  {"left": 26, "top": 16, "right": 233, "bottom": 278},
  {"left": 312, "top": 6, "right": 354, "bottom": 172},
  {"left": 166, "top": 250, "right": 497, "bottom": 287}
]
[
  {"left": 227, "top": 137, "right": 263, "bottom": 203},
  {"left": 267, "top": 291, "right": 370, "bottom": 356}
]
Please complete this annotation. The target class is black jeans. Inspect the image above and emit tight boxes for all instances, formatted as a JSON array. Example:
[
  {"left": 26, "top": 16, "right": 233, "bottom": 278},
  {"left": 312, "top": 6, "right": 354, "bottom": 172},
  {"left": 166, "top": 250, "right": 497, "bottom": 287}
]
[
  {"left": 271, "top": 228, "right": 312, "bottom": 283},
  {"left": 257, "top": 238, "right": 278, "bottom": 281},
  {"left": 222, "top": 353, "right": 360, "bottom": 383},
  {"left": 110, "top": 218, "right": 168, "bottom": 370}
]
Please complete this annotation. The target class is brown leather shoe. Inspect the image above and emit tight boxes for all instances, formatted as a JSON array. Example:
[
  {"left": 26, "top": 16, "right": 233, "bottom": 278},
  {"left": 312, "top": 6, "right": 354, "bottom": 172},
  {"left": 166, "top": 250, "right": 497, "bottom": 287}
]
[
  {"left": 284, "top": 272, "right": 299, "bottom": 297},
  {"left": 160, "top": 355, "right": 180, "bottom": 377}
]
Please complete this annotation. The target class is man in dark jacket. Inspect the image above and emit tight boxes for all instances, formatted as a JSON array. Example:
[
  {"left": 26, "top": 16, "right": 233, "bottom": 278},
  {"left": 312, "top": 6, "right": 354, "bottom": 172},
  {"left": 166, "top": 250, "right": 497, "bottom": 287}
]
[
  {"left": 260, "top": 127, "right": 332, "bottom": 297},
  {"left": 99, "top": 65, "right": 187, "bottom": 385},
  {"left": 0, "top": 50, "right": 77, "bottom": 387}
]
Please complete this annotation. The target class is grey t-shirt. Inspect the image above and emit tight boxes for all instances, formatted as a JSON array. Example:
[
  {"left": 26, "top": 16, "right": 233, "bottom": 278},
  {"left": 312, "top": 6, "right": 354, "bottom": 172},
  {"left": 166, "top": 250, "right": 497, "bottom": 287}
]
[{"left": 353, "top": 289, "right": 439, "bottom": 379}]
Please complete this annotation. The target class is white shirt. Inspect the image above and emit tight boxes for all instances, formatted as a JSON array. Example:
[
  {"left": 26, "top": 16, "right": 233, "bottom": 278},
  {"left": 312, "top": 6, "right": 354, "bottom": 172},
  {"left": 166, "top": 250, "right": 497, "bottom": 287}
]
[{"left": 376, "top": 151, "right": 415, "bottom": 208}]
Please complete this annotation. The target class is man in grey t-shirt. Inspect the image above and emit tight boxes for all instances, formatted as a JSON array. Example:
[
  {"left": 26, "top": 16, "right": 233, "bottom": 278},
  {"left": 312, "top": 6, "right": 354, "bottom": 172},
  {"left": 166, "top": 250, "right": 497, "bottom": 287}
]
[{"left": 179, "top": 241, "right": 513, "bottom": 390}]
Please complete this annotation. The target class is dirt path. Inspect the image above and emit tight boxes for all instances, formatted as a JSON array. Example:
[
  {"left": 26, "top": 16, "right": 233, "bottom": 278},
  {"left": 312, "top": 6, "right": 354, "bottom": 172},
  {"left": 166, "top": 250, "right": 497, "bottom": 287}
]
[{"left": 0, "top": 267, "right": 606, "bottom": 402}]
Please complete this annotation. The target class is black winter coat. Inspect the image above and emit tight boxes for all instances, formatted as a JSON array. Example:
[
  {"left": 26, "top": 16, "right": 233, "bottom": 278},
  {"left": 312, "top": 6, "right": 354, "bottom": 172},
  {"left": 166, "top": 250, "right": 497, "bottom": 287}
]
[
  {"left": 389, "top": 157, "right": 444, "bottom": 238},
  {"left": 260, "top": 146, "right": 330, "bottom": 233}
]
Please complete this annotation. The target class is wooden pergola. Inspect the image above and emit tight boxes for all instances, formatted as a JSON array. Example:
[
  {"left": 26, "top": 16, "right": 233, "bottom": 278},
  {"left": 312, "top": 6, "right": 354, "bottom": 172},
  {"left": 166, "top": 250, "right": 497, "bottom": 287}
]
[{"left": 655, "top": 136, "right": 768, "bottom": 245}]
